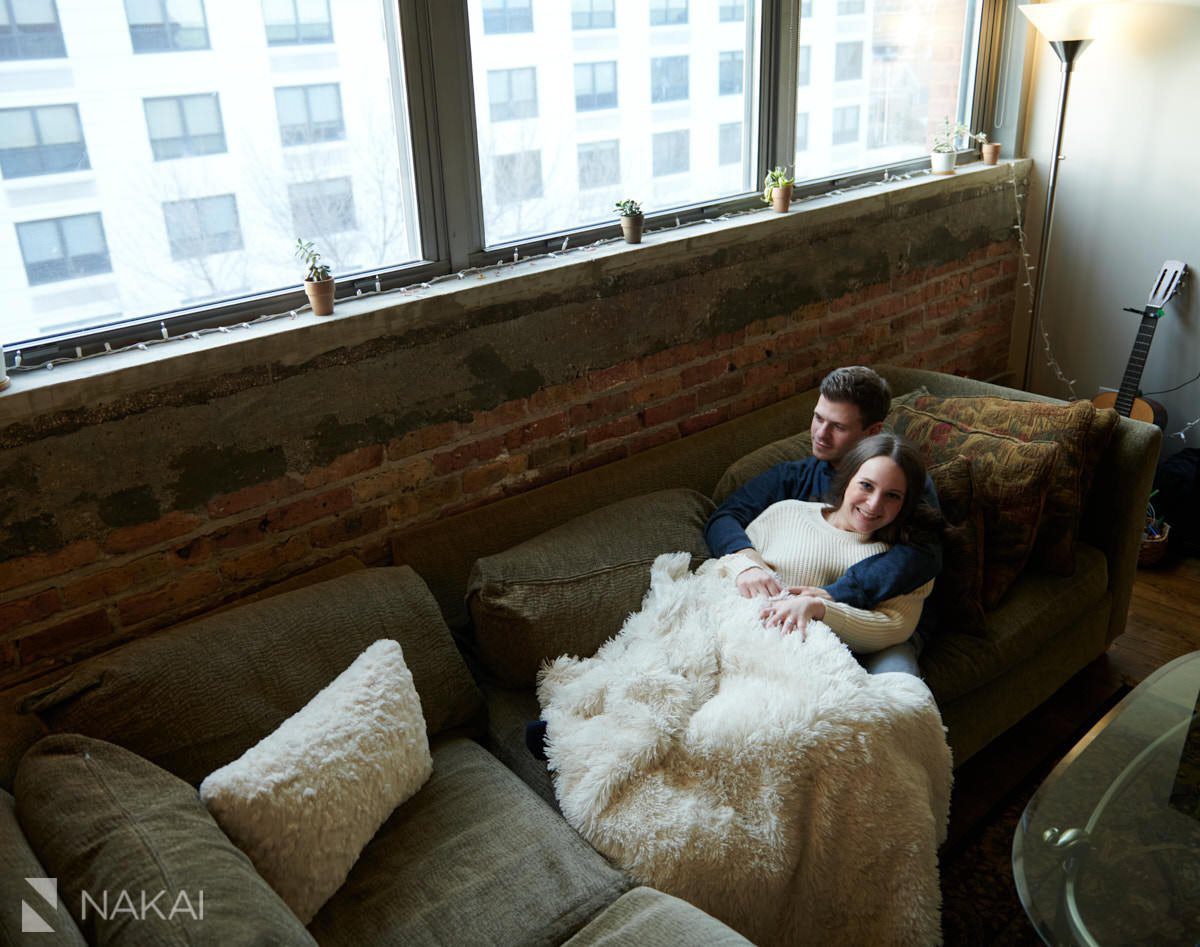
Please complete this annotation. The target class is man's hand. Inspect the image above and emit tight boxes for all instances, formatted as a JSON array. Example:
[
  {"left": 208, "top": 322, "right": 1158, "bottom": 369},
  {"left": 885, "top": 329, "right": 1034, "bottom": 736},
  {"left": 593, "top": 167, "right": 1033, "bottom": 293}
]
[
  {"left": 759, "top": 595, "right": 827, "bottom": 639},
  {"left": 787, "top": 586, "right": 832, "bottom": 601},
  {"left": 736, "top": 566, "right": 782, "bottom": 599}
]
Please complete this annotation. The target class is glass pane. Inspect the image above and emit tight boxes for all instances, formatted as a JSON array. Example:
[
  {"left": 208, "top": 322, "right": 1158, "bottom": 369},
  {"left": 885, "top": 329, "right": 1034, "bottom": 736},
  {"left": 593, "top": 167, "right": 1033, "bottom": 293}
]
[
  {"left": 795, "top": 0, "right": 976, "bottom": 181},
  {"left": 14, "top": 0, "right": 56, "bottom": 22},
  {"left": 0, "top": 109, "right": 38, "bottom": 147},
  {"left": 297, "top": 0, "right": 327, "bottom": 23},
  {"left": 262, "top": 0, "right": 293, "bottom": 24},
  {"left": 468, "top": 0, "right": 758, "bottom": 246},
  {"left": 3, "top": 0, "right": 420, "bottom": 345}
]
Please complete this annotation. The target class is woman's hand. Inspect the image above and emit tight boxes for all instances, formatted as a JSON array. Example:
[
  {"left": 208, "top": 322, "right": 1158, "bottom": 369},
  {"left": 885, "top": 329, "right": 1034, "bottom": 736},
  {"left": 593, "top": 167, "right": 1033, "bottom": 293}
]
[
  {"left": 787, "top": 586, "right": 832, "bottom": 601},
  {"left": 760, "top": 595, "right": 826, "bottom": 639},
  {"left": 737, "top": 566, "right": 782, "bottom": 599}
]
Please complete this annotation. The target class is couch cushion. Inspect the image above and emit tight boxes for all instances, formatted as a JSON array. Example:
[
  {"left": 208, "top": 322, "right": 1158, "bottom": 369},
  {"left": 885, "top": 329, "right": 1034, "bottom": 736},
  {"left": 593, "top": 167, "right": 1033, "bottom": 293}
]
[
  {"left": 468, "top": 489, "right": 714, "bottom": 688},
  {"left": 17, "top": 568, "right": 482, "bottom": 786},
  {"left": 910, "top": 395, "right": 1118, "bottom": 574},
  {"left": 928, "top": 457, "right": 987, "bottom": 636},
  {"left": 889, "top": 404, "right": 1059, "bottom": 609},
  {"left": 563, "top": 887, "right": 752, "bottom": 946},
  {"left": 1, "top": 790, "right": 87, "bottom": 945},
  {"left": 483, "top": 683, "right": 558, "bottom": 810},
  {"left": 15, "top": 734, "right": 315, "bottom": 946},
  {"left": 308, "top": 738, "right": 629, "bottom": 947},
  {"left": 923, "top": 543, "right": 1109, "bottom": 704}
]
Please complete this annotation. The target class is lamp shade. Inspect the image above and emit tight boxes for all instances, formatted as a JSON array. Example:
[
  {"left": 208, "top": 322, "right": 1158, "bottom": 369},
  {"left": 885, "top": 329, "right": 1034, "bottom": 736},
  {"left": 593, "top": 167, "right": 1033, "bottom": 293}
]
[{"left": 1018, "top": 2, "right": 1102, "bottom": 41}]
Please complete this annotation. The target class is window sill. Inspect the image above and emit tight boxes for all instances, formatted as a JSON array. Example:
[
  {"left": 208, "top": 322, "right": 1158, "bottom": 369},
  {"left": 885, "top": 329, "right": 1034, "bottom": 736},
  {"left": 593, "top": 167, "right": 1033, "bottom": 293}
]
[{"left": 0, "top": 159, "right": 1029, "bottom": 429}]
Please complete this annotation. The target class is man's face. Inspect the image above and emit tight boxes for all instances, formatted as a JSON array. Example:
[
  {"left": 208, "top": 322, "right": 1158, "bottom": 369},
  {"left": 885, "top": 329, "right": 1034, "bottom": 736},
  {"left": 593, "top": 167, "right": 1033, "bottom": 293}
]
[{"left": 810, "top": 395, "right": 880, "bottom": 464}]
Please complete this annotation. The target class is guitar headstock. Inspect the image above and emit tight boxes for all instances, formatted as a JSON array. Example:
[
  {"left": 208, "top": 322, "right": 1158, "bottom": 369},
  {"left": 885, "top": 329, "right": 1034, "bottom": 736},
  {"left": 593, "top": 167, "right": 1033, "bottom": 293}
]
[{"left": 1147, "top": 260, "right": 1187, "bottom": 312}]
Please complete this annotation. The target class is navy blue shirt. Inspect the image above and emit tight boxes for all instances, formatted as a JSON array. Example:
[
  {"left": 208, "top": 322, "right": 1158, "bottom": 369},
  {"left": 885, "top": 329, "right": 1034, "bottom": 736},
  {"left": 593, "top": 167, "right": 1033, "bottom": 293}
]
[{"left": 705, "top": 457, "right": 942, "bottom": 610}]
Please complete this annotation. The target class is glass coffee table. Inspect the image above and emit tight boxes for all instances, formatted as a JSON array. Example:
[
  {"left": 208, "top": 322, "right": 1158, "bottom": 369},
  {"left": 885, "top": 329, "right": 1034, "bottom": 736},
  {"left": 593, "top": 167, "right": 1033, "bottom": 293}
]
[{"left": 1013, "top": 651, "right": 1200, "bottom": 945}]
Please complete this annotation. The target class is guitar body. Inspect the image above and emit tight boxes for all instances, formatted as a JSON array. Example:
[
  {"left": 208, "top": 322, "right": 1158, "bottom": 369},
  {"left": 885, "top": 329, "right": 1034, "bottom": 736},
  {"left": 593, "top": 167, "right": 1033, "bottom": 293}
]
[{"left": 1091, "top": 391, "right": 1167, "bottom": 428}]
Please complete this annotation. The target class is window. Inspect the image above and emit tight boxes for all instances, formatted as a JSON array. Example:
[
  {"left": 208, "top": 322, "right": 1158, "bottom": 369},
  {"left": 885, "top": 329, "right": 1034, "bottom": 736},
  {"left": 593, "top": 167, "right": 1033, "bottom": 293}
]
[
  {"left": 832, "top": 105, "right": 860, "bottom": 145},
  {"left": 577, "top": 140, "right": 619, "bottom": 190},
  {"left": 796, "top": 112, "right": 809, "bottom": 151},
  {"left": 835, "top": 42, "right": 863, "bottom": 81},
  {"left": 0, "top": 105, "right": 88, "bottom": 178},
  {"left": 571, "top": 0, "right": 613, "bottom": 30},
  {"left": 488, "top": 67, "right": 537, "bottom": 121},
  {"left": 17, "top": 213, "right": 110, "bottom": 285},
  {"left": 494, "top": 150, "right": 542, "bottom": 203},
  {"left": 797, "top": 47, "right": 811, "bottom": 88},
  {"left": 801, "top": 0, "right": 812, "bottom": 17},
  {"left": 719, "top": 2, "right": 744, "bottom": 21},
  {"left": 275, "top": 83, "right": 344, "bottom": 145},
  {"left": 290, "top": 178, "right": 356, "bottom": 235},
  {"left": 163, "top": 194, "right": 243, "bottom": 260},
  {"left": 652, "top": 130, "right": 688, "bottom": 176},
  {"left": 482, "top": 0, "right": 531, "bottom": 34},
  {"left": 574, "top": 61, "right": 616, "bottom": 112},
  {"left": 838, "top": 0, "right": 865, "bottom": 12},
  {"left": 718, "top": 122, "right": 741, "bottom": 165},
  {"left": 262, "top": 0, "right": 332, "bottom": 45},
  {"left": 125, "top": 0, "right": 210, "bottom": 53},
  {"left": 0, "top": 0, "right": 66, "bottom": 60},
  {"left": 650, "top": 55, "right": 688, "bottom": 103},
  {"left": 649, "top": 0, "right": 687, "bottom": 26},
  {"left": 144, "top": 94, "right": 225, "bottom": 160},
  {"left": 719, "top": 51, "right": 743, "bottom": 96}
]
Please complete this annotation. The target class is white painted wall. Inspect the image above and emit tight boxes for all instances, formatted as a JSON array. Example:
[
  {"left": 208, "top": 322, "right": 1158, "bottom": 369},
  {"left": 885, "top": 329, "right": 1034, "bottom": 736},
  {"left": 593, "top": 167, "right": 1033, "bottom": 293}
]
[{"left": 1012, "top": 0, "right": 1200, "bottom": 456}]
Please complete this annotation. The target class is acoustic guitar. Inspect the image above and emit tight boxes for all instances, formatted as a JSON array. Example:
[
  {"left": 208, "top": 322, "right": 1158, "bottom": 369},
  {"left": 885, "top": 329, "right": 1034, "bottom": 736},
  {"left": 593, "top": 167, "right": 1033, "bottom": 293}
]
[{"left": 1092, "top": 260, "right": 1187, "bottom": 427}]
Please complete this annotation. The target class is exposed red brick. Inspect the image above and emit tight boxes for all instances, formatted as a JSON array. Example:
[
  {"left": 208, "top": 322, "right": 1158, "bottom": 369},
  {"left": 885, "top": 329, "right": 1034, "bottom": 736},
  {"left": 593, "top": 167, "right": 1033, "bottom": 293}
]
[
  {"left": 386, "top": 430, "right": 423, "bottom": 461},
  {"left": 630, "top": 374, "right": 683, "bottom": 404},
  {"left": 104, "top": 512, "right": 202, "bottom": 556},
  {"left": 18, "top": 609, "right": 114, "bottom": 665},
  {"left": 970, "top": 261, "right": 1004, "bottom": 284},
  {"left": 0, "top": 540, "right": 100, "bottom": 595},
  {"left": 681, "top": 358, "right": 731, "bottom": 389},
  {"left": 207, "top": 475, "right": 303, "bottom": 519},
  {"left": 588, "top": 360, "right": 641, "bottom": 392},
  {"left": 627, "top": 426, "right": 681, "bottom": 455},
  {"left": 307, "top": 506, "right": 388, "bottom": 549},
  {"left": 60, "top": 553, "right": 174, "bottom": 610},
  {"left": 502, "top": 464, "right": 571, "bottom": 494},
  {"left": 264, "top": 487, "right": 354, "bottom": 534},
  {"left": 745, "top": 362, "right": 787, "bottom": 389},
  {"left": 463, "top": 456, "right": 525, "bottom": 495},
  {"left": 0, "top": 588, "right": 62, "bottom": 635},
  {"left": 568, "top": 390, "right": 631, "bottom": 427},
  {"left": 641, "top": 392, "right": 698, "bottom": 428},
  {"left": 354, "top": 458, "right": 434, "bottom": 502},
  {"left": 432, "top": 435, "right": 505, "bottom": 476},
  {"left": 420, "top": 421, "right": 460, "bottom": 451},
  {"left": 505, "top": 412, "right": 568, "bottom": 450},
  {"left": 528, "top": 438, "right": 573, "bottom": 469},
  {"left": 116, "top": 571, "right": 223, "bottom": 627},
  {"left": 585, "top": 415, "right": 642, "bottom": 445},
  {"left": 219, "top": 535, "right": 310, "bottom": 583},
  {"left": 528, "top": 377, "right": 588, "bottom": 413},
  {"left": 569, "top": 444, "right": 629, "bottom": 475},
  {"left": 210, "top": 517, "right": 269, "bottom": 552},
  {"left": 679, "top": 405, "right": 731, "bottom": 437},
  {"left": 696, "top": 375, "right": 743, "bottom": 406},
  {"left": 303, "top": 445, "right": 384, "bottom": 490},
  {"left": 467, "top": 400, "right": 527, "bottom": 434}
]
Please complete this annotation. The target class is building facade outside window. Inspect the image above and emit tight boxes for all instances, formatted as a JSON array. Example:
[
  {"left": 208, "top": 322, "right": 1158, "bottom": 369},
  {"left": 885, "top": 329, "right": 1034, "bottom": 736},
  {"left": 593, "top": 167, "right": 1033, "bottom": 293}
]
[
  {"left": 719, "top": 2, "right": 745, "bottom": 22},
  {"left": 0, "top": 104, "right": 88, "bottom": 178},
  {"left": 262, "top": 0, "right": 332, "bottom": 45},
  {"left": 796, "top": 112, "right": 809, "bottom": 151},
  {"left": 571, "top": 0, "right": 613, "bottom": 30},
  {"left": 275, "top": 83, "right": 344, "bottom": 145},
  {"left": 17, "top": 213, "right": 110, "bottom": 285},
  {"left": 574, "top": 61, "right": 616, "bottom": 112},
  {"left": 838, "top": 0, "right": 866, "bottom": 13},
  {"left": 494, "top": 150, "right": 542, "bottom": 202},
  {"left": 488, "top": 67, "right": 538, "bottom": 121},
  {"left": 834, "top": 41, "right": 863, "bottom": 81},
  {"left": 832, "top": 104, "right": 860, "bottom": 144},
  {"left": 144, "top": 93, "right": 225, "bottom": 160},
  {"left": 718, "top": 121, "right": 741, "bottom": 165},
  {"left": 719, "top": 50, "right": 743, "bottom": 95},
  {"left": 652, "top": 129, "right": 689, "bottom": 176},
  {"left": 577, "top": 139, "right": 619, "bottom": 189},
  {"left": 482, "top": 0, "right": 531, "bottom": 35},
  {"left": 162, "top": 194, "right": 243, "bottom": 260},
  {"left": 649, "top": 0, "right": 687, "bottom": 26},
  {"left": 798, "top": 45, "right": 811, "bottom": 86},
  {"left": 289, "top": 177, "right": 356, "bottom": 235},
  {"left": 650, "top": 55, "right": 688, "bottom": 103},
  {"left": 0, "top": 0, "right": 66, "bottom": 59},
  {"left": 125, "top": 0, "right": 210, "bottom": 53}
]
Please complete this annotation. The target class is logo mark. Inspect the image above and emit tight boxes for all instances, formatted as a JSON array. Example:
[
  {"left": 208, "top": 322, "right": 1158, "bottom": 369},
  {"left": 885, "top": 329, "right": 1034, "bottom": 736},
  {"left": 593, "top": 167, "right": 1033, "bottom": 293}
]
[{"left": 22, "top": 877, "right": 56, "bottom": 934}]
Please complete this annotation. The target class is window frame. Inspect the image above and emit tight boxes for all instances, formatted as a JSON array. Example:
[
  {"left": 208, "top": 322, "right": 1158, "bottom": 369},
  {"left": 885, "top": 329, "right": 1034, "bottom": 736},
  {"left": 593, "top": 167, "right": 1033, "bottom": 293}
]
[
  {"left": 125, "top": 0, "right": 212, "bottom": 54},
  {"left": 162, "top": 193, "right": 244, "bottom": 260},
  {"left": 144, "top": 93, "right": 227, "bottom": 161},
  {"left": 0, "top": 0, "right": 67, "bottom": 60},
  {"left": 573, "top": 60, "right": 617, "bottom": 112},
  {"left": 487, "top": 65, "right": 538, "bottom": 121},
  {"left": 275, "top": 82, "right": 346, "bottom": 146},
  {"left": 7, "top": 0, "right": 1007, "bottom": 370},
  {"left": 0, "top": 103, "right": 89, "bottom": 178},
  {"left": 17, "top": 213, "right": 112, "bottom": 286},
  {"left": 571, "top": 0, "right": 614, "bottom": 31},
  {"left": 263, "top": 0, "right": 334, "bottom": 46}
]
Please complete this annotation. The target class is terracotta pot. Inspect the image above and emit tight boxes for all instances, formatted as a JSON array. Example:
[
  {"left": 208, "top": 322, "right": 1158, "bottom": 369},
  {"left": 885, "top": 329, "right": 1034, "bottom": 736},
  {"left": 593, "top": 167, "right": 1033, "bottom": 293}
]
[
  {"left": 305, "top": 277, "right": 336, "bottom": 316},
  {"left": 981, "top": 142, "right": 1001, "bottom": 165},
  {"left": 930, "top": 151, "right": 956, "bottom": 175},
  {"left": 771, "top": 183, "right": 794, "bottom": 212},
  {"left": 619, "top": 214, "right": 644, "bottom": 244}
]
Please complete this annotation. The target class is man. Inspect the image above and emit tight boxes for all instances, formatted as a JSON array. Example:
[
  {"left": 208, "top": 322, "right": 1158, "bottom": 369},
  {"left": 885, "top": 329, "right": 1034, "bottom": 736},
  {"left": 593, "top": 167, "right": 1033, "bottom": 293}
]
[{"left": 704, "top": 366, "right": 941, "bottom": 674}]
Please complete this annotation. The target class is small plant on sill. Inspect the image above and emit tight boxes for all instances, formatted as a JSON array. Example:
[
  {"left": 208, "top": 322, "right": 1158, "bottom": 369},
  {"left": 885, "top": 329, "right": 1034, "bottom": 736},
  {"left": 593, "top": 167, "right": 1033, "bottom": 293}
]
[
  {"left": 614, "top": 199, "right": 643, "bottom": 218},
  {"left": 761, "top": 166, "right": 795, "bottom": 204},
  {"left": 294, "top": 238, "right": 335, "bottom": 316}
]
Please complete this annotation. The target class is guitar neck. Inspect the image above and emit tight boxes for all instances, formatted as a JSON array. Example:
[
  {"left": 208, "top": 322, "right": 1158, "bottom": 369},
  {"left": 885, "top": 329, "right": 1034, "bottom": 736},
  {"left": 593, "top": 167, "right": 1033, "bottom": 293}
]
[{"left": 1115, "top": 312, "right": 1160, "bottom": 416}]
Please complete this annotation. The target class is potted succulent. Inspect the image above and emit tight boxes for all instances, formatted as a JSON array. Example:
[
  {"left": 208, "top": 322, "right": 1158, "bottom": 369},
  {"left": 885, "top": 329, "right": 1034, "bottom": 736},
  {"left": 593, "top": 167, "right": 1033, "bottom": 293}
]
[
  {"left": 295, "top": 238, "right": 335, "bottom": 316},
  {"left": 930, "top": 117, "right": 970, "bottom": 174},
  {"left": 762, "top": 166, "right": 795, "bottom": 212},
  {"left": 615, "top": 199, "right": 644, "bottom": 244},
  {"left": 977, "top": 132, "right": 1001, "bottom": 165}
]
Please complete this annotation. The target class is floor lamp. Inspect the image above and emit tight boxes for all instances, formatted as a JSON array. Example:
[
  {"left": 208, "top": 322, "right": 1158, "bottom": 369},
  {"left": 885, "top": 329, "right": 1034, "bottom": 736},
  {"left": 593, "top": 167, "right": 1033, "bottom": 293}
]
[{"left": 1017, "top": 2, "right": 1103, "bottom": 390}]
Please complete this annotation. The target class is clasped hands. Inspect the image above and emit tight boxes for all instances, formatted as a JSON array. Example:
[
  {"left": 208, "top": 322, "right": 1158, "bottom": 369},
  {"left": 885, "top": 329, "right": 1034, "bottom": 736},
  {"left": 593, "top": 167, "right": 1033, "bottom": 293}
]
[{"left": 736, "top": 566, "right": 831, "bottom": 639}]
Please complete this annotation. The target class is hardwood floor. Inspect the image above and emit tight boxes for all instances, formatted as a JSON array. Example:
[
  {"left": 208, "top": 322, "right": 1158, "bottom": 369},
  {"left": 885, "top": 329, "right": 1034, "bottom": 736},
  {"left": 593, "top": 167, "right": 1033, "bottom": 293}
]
[{"left": 1108, "top": 554, "right": 1200, "bottom": 684}]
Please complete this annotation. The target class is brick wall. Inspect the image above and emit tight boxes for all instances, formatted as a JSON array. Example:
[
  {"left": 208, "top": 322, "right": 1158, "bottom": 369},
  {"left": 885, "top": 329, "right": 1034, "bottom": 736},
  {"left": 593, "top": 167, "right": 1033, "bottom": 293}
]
[{"left": 0, "top": 237, "right": 1018, "bottom": 689}]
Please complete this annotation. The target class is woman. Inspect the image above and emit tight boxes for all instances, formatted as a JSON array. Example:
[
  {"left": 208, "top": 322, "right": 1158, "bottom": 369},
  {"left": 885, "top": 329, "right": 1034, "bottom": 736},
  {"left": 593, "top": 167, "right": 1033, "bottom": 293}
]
[{"left": 722, "top": 432, "right": 937, "bottom": 652}]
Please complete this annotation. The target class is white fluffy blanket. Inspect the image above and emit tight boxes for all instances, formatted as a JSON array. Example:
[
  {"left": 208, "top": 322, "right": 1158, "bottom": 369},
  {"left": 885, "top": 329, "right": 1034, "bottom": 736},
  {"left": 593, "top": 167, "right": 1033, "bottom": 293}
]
[{"left": 537, "top": 553, "right": 952, "bottom": 946}]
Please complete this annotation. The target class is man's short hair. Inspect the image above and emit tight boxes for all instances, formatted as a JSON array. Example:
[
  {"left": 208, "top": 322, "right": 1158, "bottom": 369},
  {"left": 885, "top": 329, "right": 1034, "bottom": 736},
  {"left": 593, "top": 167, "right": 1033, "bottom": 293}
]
[{"left": 818, "top": 366, "right": 892, "bottom": 428}]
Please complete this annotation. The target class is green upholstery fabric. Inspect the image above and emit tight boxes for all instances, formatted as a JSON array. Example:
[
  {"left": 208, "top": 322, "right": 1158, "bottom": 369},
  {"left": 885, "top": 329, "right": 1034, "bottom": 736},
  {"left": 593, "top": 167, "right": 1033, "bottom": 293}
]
[
  {"left": 0, "top": 789, "right": 87, "bottom": 945},
  {"left": 308, "top": 739, "right": 629, "bottom": 947},
  {"left": 467, "top": 489, "right": 714, "bottom": 688},
  {"left": 15, "top": 734, "right": 315, "bottom": 946},
  {"left": 482, "top": 683, "right": 558, "bottom": 810},
  {"left": 924, "top": 543, "right": 1108, "bottom": 705},
  {"left": 564, "top": 887, "right": 752, "bottom": 946},
  {"left": 13, "top": 569, "right": 482, "bottom": 787}
]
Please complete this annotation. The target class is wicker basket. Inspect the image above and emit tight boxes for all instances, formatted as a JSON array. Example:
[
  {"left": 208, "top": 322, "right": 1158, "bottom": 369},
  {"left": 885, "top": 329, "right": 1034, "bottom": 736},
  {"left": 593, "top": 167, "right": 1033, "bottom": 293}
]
[{"left": 1138, "top": 521, "right": 1170, "bottom": 567}]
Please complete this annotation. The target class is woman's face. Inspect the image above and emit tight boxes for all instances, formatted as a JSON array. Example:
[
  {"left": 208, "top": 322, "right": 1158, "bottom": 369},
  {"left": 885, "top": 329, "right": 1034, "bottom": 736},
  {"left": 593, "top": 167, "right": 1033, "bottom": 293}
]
[{"left": 838, "top": 456, "right": 908, "bottom": 534}]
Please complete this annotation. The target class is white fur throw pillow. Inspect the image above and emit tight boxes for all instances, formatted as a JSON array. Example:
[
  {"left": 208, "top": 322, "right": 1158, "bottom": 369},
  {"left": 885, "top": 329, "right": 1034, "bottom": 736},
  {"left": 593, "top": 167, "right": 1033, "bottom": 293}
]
[{"left": 199, "top": 638, "right": 432, "bottom": 923}]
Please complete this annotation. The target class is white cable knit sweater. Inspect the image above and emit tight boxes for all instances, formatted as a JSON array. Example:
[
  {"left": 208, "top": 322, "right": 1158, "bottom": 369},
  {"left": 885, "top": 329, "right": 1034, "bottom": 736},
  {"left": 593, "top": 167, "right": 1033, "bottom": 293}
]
[{"left": 721, "top": 499, "right": 933, "bottom": 653}]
